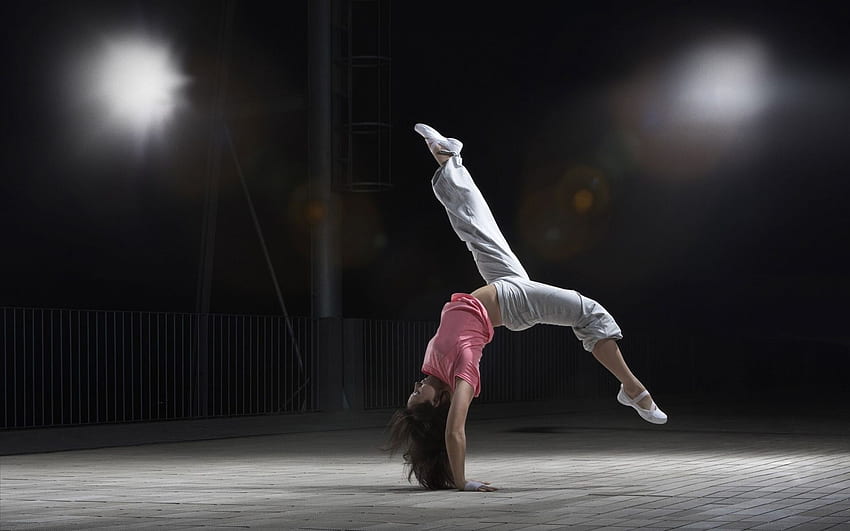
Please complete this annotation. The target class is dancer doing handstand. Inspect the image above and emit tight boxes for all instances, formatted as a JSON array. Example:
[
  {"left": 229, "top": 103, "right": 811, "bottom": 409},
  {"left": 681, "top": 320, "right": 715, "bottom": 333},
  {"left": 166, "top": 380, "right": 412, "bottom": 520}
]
[{"left": 385, "top": 123, "right": 667, "bottom": 492}]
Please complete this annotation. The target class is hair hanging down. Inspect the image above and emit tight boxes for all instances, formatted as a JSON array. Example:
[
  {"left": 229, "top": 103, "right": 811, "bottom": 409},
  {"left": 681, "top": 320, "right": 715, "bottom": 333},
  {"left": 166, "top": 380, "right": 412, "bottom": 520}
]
[{"left": 383, "top": 402, "right": 453, "bottom": 489}]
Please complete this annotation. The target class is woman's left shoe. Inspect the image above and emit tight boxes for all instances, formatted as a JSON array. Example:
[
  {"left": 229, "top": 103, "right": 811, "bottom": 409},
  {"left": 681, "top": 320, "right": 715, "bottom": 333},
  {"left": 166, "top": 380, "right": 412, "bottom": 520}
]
[
  {"left": 414, "top": 123, "right": 463, "bottom": 164},
  {"left": 617, "top": 384, "right": 668, "bottom": 424}
]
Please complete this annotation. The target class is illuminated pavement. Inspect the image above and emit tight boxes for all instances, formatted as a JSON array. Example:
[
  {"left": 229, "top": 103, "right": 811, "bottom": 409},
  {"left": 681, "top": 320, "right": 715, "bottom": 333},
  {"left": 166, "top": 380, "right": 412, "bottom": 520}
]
[{"left": 2, "top": 400, "right": 849, "bottom": 530}]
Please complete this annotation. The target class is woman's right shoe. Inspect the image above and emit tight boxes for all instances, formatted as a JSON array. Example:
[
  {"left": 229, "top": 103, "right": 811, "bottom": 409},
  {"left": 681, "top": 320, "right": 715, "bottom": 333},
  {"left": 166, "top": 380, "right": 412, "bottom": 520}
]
[
  {"left": 414, "top": 123, "right": 463, "bottom": 163},
  {"left": 617, "top": 384, "right": 668, "bottom": 424}
]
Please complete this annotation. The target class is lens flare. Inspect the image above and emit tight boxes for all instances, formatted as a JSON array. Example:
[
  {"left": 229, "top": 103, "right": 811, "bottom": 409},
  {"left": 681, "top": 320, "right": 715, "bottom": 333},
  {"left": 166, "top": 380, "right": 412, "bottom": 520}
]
[
  {"left": 574, "top": 188, "right": 594, "bottom": 214},
  {"left": 518, "top": 164, "right": 611, "bottom": 262}
]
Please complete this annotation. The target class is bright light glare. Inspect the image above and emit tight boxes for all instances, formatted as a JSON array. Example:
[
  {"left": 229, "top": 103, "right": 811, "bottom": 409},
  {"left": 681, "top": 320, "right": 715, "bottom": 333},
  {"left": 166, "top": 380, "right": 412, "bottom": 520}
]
[
  {"left": 675, "top": 38, "right": 769, "bottom": 124},
  {"left": 91, "top": 37, "right": 187, "bottom": 136}
]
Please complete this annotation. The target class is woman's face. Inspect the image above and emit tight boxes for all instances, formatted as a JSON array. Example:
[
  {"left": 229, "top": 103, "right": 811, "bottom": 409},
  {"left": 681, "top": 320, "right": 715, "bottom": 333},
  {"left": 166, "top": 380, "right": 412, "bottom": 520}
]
[{"left": 407, "top": 378, "right": 439, "bottom": 409}]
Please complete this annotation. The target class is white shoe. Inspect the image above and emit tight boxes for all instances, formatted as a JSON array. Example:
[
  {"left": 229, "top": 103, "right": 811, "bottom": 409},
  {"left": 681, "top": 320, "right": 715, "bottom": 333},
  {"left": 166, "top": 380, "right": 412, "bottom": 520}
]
[
  {"left": 617, "top": 384, "right": 668, "bottom": 425},
  {"left": 414, "top": 123, "right": 463, "bottom": 163}
]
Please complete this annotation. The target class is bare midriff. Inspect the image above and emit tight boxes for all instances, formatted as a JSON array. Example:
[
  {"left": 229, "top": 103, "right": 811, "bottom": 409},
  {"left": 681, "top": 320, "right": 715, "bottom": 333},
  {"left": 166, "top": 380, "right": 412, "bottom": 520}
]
[{"left": 470, "top": 284, "right": 503, "bottom": 328}]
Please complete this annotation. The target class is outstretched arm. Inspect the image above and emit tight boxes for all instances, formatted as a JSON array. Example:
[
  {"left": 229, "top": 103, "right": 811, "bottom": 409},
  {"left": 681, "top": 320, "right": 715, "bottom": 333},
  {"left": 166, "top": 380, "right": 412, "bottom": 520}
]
[{"left": 445, "top": 378, "right": 497, "bottom": 492}]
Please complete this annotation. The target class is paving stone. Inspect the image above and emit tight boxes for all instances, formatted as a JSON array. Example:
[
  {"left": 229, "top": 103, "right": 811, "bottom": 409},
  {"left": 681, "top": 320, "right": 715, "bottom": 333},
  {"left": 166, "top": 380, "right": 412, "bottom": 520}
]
[{"left": 1, "top": 410, "right": 849, "bottom": 530}]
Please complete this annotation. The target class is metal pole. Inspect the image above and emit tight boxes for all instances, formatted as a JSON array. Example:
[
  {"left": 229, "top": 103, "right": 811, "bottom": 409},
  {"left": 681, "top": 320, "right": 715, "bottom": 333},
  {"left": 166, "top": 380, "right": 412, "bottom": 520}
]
[
  {"left": 309, "top": 0, "right": 340, "bottom": 319},
  {"left": 310, "top": 0, "right": 342, "bottom": 411},
  {"left": 195, "top": 0, "right": 235, "bottom": 417}
]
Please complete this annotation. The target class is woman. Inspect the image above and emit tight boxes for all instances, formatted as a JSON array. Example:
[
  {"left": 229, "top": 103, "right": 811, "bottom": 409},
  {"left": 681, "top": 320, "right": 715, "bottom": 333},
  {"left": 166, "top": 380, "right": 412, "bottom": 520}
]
[{"left": 385, "top": 123, "right": 667, "bottom": 492}]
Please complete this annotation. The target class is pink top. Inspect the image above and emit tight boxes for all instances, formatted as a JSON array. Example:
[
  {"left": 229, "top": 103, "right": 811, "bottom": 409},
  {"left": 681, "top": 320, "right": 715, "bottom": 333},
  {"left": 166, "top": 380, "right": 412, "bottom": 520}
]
[{"left": 421, "top": 293, "right": 494, "bottom": 398}]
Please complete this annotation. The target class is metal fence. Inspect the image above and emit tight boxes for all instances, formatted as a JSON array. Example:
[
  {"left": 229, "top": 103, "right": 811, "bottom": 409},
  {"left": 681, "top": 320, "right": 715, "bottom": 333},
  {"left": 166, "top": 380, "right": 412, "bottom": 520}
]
[
  {"left": 1, "top": 308, "right": 314, "bottom": 429},
  {"left": 2, "top": 306, "right": 675, "bottom": 429},
  {"left": 362, "top": 320, "right": 438, "bottom": 409}
]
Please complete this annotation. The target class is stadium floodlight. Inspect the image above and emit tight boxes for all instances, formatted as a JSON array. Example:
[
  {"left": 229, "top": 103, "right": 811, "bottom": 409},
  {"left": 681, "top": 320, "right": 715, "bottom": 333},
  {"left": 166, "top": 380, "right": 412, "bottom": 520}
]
[
  {"left": 674, "top": 37, "right": 769, "bottom": 125},
  {"left": 87, "top": 36, "right": 188, "bottom": 138}
]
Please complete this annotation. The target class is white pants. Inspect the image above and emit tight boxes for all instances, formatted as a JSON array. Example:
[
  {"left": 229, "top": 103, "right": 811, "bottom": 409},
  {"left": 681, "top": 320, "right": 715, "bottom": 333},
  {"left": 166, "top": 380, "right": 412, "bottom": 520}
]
[{"left": 431, "top": 155, "right": 622, "bottom": 352}]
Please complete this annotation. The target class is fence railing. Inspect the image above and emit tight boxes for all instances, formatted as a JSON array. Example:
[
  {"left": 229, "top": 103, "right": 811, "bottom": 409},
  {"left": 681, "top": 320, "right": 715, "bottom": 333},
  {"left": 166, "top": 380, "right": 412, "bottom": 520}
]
[
  {"left": 1, "top": 308, "right": 314, "bottom": 429},
  {"left": 2, "top": 306, "right": 675, "bottom": 429}
]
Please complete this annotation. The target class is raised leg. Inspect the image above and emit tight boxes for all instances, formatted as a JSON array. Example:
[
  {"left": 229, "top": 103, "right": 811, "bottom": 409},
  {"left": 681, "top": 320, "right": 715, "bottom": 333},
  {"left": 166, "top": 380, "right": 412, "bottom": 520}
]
[{"left": 429, "top": 149, "right": 529, "bottom": 285}]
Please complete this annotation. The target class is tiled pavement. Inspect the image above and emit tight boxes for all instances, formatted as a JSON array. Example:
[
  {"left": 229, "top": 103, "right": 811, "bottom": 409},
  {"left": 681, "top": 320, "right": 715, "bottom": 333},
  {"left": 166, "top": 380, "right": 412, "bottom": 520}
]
[{"left": 1, "top": 399, "right": 849, "bottom": 530}]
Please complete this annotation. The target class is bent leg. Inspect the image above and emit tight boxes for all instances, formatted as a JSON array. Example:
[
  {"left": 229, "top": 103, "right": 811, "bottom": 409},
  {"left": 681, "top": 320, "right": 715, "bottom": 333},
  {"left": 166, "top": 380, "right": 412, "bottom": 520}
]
[
  {"left": 504, "top": 278, "right": 661, "bottom": 414},
  {"left": 431, "top": 156, "right": 529, "bottom": 284},
  {"left": 592, "top": 339, "right": 654, "bottom": 411},
  {"left": 496, "top": 277, "right": 622, "bottom": 351}
]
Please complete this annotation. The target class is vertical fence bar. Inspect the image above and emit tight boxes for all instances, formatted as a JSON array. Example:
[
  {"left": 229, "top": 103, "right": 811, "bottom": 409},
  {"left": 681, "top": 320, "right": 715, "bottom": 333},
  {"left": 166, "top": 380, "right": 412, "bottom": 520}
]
[
  {"left": 260, "top": 316, "right": 265, "bottom": 413},
  {"left": 190, "top": 313, "right": 195, "bottom": 418},
  {"left": 2, "top": 309, "right": 6, "bottom": 428},
  {"left": 367, "top": 321, "right": 372, "bottom": 408},
  {"left": 234, "top": 314, "right": 238, "bottom": 415},
  {"left": 49, "top": 311, "right": 54, "bottom": 426},
  {"left": 168, "top": 313, "right": 173, "bottom": 419},
  {"left": 59, "top": 311, "right": 64, "bottom": 425},
  {"left": 68, "top": 309, "right": 73, "bottom": 423},
  {"left": 249, "top": 315, "right": 253, "bottom": 414},
  {"left": 112, "top": 313, "right": 116, "bottom": 423},
  {"left": 84, "top": 311, "right": 88, "bottom": 425},
  {"left": 226, "top": 315, "right": 231, "bottom": 416},
  {"left": 74, "top": 310, "right": 79, "bottom": 424},
  {"left": 217, "top": 314, "right": 222, "bottom": 416},
  {"left": 255, "top": 316, "right": 266, "bottom": 413},
  {"left": 26, "top": 309, "right": 32, "bottom": 427},
  {"left": 172, "top": 314, "right": 176, "bottom": 419},
  {"left": 95, "top": 311, "right": 99, "bottom": 423},
  {"left": 40, "top": 310, "right": 44, "bottom": 426},
  {"left": 243, "top": 315, "right": 247, "bottom": 415},
  {"left": 180, "top": 314, "right": 185, "bottom": 419},
  {"left": 94, "top": 312, "right": 100, "bottom": 422},
  {"left": 375, "top": 322, "right": 380, "bottom": 408},
  {"left": 221, "top": 314, "right": 225, "bottom": 416},
  {"left": 376, "top": 323, "right": 384, "bottom": 404},
  {"left": 143, "top": 311, "right": 149, "bottom": 419},
  {"left": 275, "top": 317, "right": 280, "bottom": 412},
  {"left": 246, "top": 315, "right": 250, "bottom": 414},
  {"left": 212, "top": 314, "right": 217, "bottom": 416},
  {"left": 250, "top": 315, "right": 254, "bottom": 414},
  {"left": 157, "top": 313, "right": 161, "bottom": 420},
  {"left": 130, "top": 313, "right": 134, "bottom": 421},
  {"left": 136, "top": 313, "right": 140, "bottom": 422},
  {"left": 383, "top": 322, "right": 387, "bottom": 408},
  {"left": 248, "top": 314, "right": 252, "bottom": 414},
  {"left": 391, "top": 322, "right": 395, "bottom": 407},
  {"left": 155, "top": 313, "right": 160, "bottom": 420},
  {"left": 122, "top": 312, "right": 126, "bottom": 422},
  {"left": 3, "top": 308, "right": 6, "bottom": 428},
  {"left": 230, "top": 314, "right": 234, "bottom": 415},
  {"left": 146, "top": 313, "right": 151, "bottom": 421},
  {"left": 12, "top": 311, "right": 24, "bottom": 426},
  {"left": 255, "top": 316, "right": 259, "bottom": 413},
  {"left": 209, "top": 314, "right": 213, "bottom": 417},
  {"left": 26, "top": 310, "right": 31, "bottom": 427},
  {"left": 130, "top": 312, "right": 139, "bottom": 420},
  {"left": 233, "top": 315, "right": 238, "bottom": 415},
  {"left": 288, "top": 318, "right": 293, "bottom": 411}
]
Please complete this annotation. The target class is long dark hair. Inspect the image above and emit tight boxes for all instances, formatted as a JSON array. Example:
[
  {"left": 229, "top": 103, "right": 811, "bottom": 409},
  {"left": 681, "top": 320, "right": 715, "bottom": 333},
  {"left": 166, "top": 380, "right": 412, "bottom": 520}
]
[{"left": 383, "top": 400, "right": 453, "bottom": 489}]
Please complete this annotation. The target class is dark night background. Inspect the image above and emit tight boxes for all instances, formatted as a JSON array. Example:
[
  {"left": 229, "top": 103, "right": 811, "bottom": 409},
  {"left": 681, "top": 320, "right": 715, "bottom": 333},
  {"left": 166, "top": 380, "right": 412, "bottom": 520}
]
[{"left": 3, "top": 1, "right": 849, "bottom": 372}]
